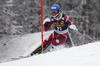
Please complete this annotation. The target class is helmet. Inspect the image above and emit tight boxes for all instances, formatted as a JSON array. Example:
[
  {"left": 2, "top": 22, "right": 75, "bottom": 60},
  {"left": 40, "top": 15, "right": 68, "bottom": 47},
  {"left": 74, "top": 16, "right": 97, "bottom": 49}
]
[{"left": 51, "top": 4, "right": 60, "bottom": 10}]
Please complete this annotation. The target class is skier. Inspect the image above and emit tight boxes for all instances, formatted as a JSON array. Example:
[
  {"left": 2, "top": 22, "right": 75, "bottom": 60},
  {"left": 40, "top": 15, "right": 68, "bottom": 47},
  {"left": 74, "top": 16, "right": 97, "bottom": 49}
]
[
  {"left": 43, "top": 4, "right": 78, "bottom": 48},
  {"left": 28, "top": 4, "right": 78, "bottom": 56}
]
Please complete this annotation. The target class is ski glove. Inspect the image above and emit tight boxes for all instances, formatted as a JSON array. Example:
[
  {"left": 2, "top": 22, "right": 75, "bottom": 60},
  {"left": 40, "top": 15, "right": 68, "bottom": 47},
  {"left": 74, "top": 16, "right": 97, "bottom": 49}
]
[
  {"left": 43, "top": 18, "right": 50, "bottom": 24},
  {"left": 44, "top": 22, "right": 50, "bottom": 27},
  {"left": 43, "top": 18, "right": 50, "bottom": 27},
  {"left": 69, "top": 25, "right": 78, "bottom": 31}
]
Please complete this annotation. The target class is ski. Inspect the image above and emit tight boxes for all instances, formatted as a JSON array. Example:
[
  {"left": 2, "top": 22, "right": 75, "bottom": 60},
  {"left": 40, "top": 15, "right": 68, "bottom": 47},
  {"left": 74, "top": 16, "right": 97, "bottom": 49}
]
[
  {"left": 29, "top": 42, "right": 53, "bottom": 56},
  {"left": 19, "top": 56, "right": 28, "bottom": 58},
  {"left": 11, "top": 58, "right": 21, "bottom": 60},
  {"left": 11, "top": 56, "right": 31, "bottom": 60},
  {"left": 11, "top": 43, "right": 54, "bottom": 60}
]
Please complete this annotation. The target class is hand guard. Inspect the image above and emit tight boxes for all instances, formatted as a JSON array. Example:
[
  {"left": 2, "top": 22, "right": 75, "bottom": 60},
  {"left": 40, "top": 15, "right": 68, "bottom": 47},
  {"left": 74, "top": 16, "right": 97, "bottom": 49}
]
[{"left": 69, "top": 25, "right": 78, "bottom": 31}]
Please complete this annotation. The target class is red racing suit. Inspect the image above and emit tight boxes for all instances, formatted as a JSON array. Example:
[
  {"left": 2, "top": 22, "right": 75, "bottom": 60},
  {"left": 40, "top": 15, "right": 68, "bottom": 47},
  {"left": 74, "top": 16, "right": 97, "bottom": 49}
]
[{"left": 43, "top": 13, "right": 76, "bottom": 46}]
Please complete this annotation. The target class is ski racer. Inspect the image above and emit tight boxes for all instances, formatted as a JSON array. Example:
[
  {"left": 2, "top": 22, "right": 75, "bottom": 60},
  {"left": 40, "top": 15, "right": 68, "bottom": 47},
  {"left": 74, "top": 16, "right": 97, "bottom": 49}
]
[
  {"left": 28, "top": 4, "right": 78, "bottom": 56},
  {"left": 43, "top": 4, "right": 78, "bottom": 48}
]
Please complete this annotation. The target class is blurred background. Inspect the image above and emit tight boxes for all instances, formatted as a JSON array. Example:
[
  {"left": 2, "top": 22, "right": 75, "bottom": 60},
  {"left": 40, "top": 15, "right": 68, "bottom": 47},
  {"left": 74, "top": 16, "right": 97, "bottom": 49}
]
[{"left": 0, "top": 0, "right": 100, "bottom": 44}]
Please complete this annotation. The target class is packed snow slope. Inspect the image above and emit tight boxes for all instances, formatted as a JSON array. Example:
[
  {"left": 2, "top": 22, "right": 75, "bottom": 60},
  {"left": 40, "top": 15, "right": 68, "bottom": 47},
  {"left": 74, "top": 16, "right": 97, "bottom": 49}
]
[
  {"left": 0, "top": 41, "right": 100, "bottom": 66},
  {"left": 0, "top": 30, "right": 53, "bottom": 62}
]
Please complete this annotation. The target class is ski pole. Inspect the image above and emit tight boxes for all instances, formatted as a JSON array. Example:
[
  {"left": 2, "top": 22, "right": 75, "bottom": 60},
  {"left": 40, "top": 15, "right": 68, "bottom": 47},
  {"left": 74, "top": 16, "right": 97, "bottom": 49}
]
[
  {"left": 79, "top": 31, "right": 95, "bottom": 42},
  {"left": 3, "top": 25, "right": 40, "bottom": 46},
  {"left": 3, "top": 28, "right": 33, "bottom": 46},
  {"left": 75, "top": 30, "right": 95, "bottom": 42},
  {"left": 68, "top": 29, "right": 74, "bottom": 47}
]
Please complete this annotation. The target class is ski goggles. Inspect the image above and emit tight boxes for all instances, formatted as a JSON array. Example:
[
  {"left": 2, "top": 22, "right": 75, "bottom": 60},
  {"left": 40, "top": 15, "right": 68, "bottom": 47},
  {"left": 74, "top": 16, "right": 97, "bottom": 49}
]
[{"left": 51, "top": 10, "right": 58, "bottom": 14}]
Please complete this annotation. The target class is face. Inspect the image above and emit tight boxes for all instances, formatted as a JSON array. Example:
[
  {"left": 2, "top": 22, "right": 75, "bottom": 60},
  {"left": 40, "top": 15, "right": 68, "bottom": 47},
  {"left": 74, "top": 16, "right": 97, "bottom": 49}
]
[{"left": 51, "top": 10, "right": 58, "bottom": 16}]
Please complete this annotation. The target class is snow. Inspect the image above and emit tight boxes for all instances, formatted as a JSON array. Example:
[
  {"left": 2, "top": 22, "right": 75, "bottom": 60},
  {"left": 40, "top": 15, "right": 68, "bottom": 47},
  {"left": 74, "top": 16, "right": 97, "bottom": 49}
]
[
  {"left": 0, "top": 30, "right": 53, "bottom": 62},
  {"left": 0, "top": 30, "right": 100, "bottom": 66},
  {"left": 0, "top": 40, "right": 100, "bottom": 66}
]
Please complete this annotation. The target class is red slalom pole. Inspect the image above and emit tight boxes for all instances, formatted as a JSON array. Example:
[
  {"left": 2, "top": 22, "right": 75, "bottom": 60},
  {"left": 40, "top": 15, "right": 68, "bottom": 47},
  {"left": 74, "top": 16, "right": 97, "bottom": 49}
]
[{"left": 41, "top": 0, "right": 44, "bottom": 53}]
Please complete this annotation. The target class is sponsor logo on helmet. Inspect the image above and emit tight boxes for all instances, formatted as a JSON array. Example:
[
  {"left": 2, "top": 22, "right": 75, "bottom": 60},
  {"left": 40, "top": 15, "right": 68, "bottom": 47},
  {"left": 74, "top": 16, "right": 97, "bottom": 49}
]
[{"left": 51, "top": 7, "right": 56, "bottom": 9}]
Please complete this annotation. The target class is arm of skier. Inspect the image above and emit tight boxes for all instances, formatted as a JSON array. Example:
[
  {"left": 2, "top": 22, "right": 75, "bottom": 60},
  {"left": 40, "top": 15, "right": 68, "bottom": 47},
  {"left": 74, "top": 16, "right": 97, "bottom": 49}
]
[
  {"left": 44, "top": 18, "right": 52, "bottom": 31},
  {"left": 44, "top": 22, "right": 52, "bottom": 31},
  {"left": 65, "top": 15, "right": 78, "bottom": 30},
  {"left": 65, "top": 15, "right": 76, "bottom": 25}
]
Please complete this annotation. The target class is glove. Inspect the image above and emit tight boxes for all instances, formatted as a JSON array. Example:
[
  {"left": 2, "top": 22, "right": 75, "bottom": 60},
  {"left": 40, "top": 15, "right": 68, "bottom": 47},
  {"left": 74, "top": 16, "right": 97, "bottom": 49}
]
[
  {"left": 43, "top": 18, "right": 50, "bottom": 27},
  {"left": 69, "top": 25, "right": 78, "bottom": 31},
  {"left": 43, "top": 18, "right": 50, "bottom": 24},
  {"left": 44, "top": 22, "right": 50, "bottom": 27}
]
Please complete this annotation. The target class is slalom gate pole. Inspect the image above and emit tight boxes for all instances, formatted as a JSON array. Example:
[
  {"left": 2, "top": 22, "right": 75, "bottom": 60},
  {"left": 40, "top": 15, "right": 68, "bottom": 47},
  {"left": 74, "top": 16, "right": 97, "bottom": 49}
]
[
  {"left": 41, "top": 0, "right": 44, "bottom": 53},
  {"left": 3, "top": 25, "right": 40, "bottom": 46}
]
